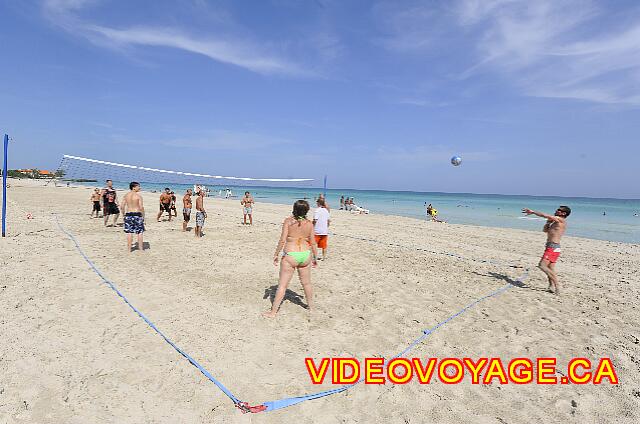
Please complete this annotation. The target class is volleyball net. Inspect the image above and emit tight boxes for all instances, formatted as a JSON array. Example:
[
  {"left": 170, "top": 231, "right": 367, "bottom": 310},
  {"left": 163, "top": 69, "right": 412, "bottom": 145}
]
[{"left": 54, "top": 155, "right": 314, "bottom": 191}]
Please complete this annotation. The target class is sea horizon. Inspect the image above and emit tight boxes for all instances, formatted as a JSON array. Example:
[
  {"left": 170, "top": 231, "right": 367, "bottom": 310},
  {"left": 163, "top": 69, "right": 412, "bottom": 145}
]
[{"left": 74, "top": 179, "right": 640, "bottom": 244}]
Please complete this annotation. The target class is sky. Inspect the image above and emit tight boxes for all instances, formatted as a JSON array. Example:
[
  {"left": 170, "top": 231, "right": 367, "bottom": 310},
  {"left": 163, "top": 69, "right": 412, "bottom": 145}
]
[{"left": 1, "top": 0, "right": 639, "bottom": 198}]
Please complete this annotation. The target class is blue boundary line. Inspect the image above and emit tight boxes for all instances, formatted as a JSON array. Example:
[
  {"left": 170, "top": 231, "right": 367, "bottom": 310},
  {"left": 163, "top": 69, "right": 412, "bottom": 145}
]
[
  {"left": 54, "top": 215, "right": 247, "bottom": 409},
  {"left": 260, "top": 269, "right": 528, "bottom": 411},
  {"left": 55, "top": 214, "right": 529, "bottom": 414}
]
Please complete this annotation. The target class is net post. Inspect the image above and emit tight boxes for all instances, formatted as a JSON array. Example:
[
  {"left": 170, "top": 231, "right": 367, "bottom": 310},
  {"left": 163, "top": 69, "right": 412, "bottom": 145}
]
[
  {"left": 2, "top": 134, "right": 8, "bottom": 237},
  {"left": 323, "top": 174, "right": 327, "bottom": 198}
]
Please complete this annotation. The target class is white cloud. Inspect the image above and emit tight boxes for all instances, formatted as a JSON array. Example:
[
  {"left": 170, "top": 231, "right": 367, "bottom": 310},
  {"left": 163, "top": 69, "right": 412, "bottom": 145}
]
[
  {"left": 377, "top": 0, "right": 640, "bottom": 106},
  {"left": 86, "top": 25, "right": 309, "bottom": 76},
  {"left": 42, "top": 0, "right": 314, "bottom": 76}
]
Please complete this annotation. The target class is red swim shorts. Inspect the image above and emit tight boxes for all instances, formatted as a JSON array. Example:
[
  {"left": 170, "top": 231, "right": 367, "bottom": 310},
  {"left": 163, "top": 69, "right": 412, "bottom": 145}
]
[
  {"left": 542, "top": 247, "right": 561, "bottom": 263},
  {"left": 315, "top": 235, "right": 328, "bottom": 249}
]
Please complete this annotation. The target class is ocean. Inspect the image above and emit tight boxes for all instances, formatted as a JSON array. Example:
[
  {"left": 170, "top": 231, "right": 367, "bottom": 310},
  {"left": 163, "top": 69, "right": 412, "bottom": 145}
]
[{"left": 95, "top": 182, "right": 640, "bottom": 244}]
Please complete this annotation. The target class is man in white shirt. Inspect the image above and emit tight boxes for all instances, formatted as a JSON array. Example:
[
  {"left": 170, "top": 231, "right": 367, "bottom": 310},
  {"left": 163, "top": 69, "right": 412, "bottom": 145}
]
[{"left": 313, "top": 198, "right": 331, "bottom": 260}]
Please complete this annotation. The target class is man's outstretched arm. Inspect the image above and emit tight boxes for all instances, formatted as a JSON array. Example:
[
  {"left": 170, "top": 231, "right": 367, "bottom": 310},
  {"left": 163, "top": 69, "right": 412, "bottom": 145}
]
[{"left": 522, "top": 208, "right": 562, "bottom": 222}]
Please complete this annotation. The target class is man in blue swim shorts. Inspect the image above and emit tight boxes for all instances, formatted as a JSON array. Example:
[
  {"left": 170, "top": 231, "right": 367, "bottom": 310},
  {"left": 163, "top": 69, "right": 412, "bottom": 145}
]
[
  {"left": 120, "top": 182, "right": 145, "bottom": 253},
  {"left": 195, "top": 189, "right": 207, "bottom": 238}
]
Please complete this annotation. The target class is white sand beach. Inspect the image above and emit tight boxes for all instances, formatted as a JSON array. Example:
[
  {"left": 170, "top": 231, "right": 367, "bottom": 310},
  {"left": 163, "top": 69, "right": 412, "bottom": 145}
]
[{"left": 1, "top": 179, "right": 638, "bottom": 423}]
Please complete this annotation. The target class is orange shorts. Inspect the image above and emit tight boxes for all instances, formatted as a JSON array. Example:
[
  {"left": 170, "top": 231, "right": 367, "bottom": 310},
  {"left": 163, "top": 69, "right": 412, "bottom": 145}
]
[
  {"left": 315, "top": 235, "right": 328, "bottom": 249},
  {"left": 542, "top": 247, "right": 561, "bottom": 263}
]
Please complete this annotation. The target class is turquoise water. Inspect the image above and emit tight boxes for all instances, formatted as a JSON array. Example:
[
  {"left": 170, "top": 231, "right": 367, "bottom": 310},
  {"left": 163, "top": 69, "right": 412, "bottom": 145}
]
[{"left": 99, "top": 182, "right": 640, "bottom": 244}]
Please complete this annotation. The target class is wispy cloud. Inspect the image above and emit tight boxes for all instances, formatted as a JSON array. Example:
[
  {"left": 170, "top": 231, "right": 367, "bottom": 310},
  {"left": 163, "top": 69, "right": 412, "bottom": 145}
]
[
  {"left": 87, "top": 25, "right": 310, "bottom": 76},
  {"left": 109, "top": 129, "right": 295, "bottom": 152},
  {"left": 395, "top": 98, "right": 453, "bottom": 107},
  {"left": 376, "top": 0, "right": 640, "bottom": 106},
  {"left": 42, "top": 0, "right": 316, "bottom": 76}
]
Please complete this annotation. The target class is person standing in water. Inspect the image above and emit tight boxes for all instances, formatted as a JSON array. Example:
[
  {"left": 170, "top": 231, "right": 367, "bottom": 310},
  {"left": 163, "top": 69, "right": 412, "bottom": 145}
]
[
  {"left": 522, "top": 206, "right": 571, "bottom": 295},
  {"left": 120, "top": 182, "right": 145, "bottom": 253},
  {"left": 425, "top": 203, "right": 433, "bottom": 220},
  {"left": 263, "top": 200, "right": 318, "bottom": 318}
]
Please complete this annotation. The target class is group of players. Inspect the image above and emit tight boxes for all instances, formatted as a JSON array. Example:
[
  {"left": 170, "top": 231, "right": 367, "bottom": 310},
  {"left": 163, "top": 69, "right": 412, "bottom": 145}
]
[
  {"left": 89, "top": 179, "right": 570, "bottom": 322},
  {"left": 90, "top": 180, "right": 212, "bottom": 246},
  {"left": 89, "top": 180, "right": 261, "bottom": 247}
]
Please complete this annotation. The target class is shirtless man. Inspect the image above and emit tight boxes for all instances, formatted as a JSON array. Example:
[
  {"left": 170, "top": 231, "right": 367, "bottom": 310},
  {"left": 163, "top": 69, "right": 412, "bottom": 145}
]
[
  {"left": 182, "top": 189, "right": 193, "bottom": 232},
  {"left": 120, "top": 182, "right": 145, "bottom": 253},
  {"left": 157, "top": 188, "right": 172, "bottom": 222},
  {"left": 90, "top": 188, "right": 102, "bottom": 218},
  {"left": 102, "top": 180, "right": 120, "bottom": 227},
  {"left": 195, "top": 189, "right": 207, "bottom": 238},
  {"left": 241, "top": 191, "right": 254, "bottom": 225},
  {"left": 522, "top": 206, "right": 571, "bottom": 295}
]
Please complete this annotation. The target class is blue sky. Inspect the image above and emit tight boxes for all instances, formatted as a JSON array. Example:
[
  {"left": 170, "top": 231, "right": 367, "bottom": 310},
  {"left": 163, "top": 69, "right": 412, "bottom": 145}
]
[{"left": 1, "top": 0, "right": 639, "bottom": 198}]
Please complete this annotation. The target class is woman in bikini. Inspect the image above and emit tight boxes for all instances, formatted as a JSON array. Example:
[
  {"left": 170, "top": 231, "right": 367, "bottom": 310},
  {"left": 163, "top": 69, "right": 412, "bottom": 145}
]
[{"left": 263, "top": 200, "right": 318, "bottom": 318}]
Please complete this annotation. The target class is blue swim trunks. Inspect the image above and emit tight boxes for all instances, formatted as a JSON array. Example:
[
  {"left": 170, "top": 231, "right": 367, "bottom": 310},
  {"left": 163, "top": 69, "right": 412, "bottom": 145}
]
[
  {"left": 124, "top": 213, "right": 145, "bottom": 234},
  {"left": 196, "top": 211, "right": 206, "bottom": 227}
]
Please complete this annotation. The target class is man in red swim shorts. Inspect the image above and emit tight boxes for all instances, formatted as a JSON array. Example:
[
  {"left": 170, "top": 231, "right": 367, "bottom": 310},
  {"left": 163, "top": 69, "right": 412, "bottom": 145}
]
[{"left": 522, "top": 206, "right": 571, "bottom": 295}]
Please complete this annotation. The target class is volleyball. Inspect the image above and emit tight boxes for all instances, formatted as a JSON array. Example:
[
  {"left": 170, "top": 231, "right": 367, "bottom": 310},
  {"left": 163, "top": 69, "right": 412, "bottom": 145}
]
[{"left": 451, "top": 156, "right": 462, "bottom": 166}]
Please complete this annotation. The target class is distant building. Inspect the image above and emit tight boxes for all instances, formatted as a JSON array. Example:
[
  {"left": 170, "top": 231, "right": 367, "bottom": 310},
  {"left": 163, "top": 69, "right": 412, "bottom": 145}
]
[{"left": 13, "top": 169, "right": 53, "bottom": 178}]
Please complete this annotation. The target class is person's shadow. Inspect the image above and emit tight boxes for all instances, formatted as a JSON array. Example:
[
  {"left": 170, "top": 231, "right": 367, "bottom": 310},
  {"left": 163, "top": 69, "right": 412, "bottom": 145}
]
[
  {"left": 474, "top": 270, "right": 548, "bottom": 292},
  {"left": 264, "top": 285, "right": 309, "bottom": 310},
  {"left": 131, "top": 242, "right": 151, "bottom": 252}
]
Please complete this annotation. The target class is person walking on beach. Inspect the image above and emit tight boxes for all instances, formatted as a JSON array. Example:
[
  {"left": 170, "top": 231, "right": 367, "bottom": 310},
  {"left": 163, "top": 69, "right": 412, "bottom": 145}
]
[
  {"left": 241, "top": 191, "right": 254, "bottom": 225},
  {"left": 90, "top": 188, "right": 101, "bottom": 218},
  {"left": 120, "top": 182, "right": 145, "bottom": 253},
  {"left": 263, "top": 200, "right": 318, "bottom": 318},
  {"left": 102, "top": 179, "right": 120, "bottom": 227},
  {"left": 157, "top": 188, "right": 172, "bottom": 222},
  {"left": 522, "top": 206, "right": 571, "bottom": 295},
  {"left": 182, "top": 188, "right": 192, "bottom": 232},
  {"left": 339, "top": 195, "right": 345, "bottom": 210},
  {"left": 313, "top": 198, "right": 330, "bottom": 260},
  {"left": 195, "top": 189, "right": 207, "bottom": 238}
]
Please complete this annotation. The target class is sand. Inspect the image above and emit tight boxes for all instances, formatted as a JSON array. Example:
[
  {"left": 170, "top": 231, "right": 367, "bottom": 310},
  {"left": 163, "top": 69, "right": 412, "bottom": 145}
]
[{"left": 1, "top": 179, "right": 638, "bottom": 423}]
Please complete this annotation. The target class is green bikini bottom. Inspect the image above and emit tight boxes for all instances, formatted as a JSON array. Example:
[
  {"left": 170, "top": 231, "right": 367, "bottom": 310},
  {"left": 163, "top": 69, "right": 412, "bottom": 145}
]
[{"left": 286, "top": 250, "right": 311, "bottom": 265}]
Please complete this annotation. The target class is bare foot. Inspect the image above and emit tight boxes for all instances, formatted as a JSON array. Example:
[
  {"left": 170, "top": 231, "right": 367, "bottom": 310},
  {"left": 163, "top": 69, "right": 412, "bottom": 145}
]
[{"left": 262, "top": 311, "right": 277, "bottom": 318}]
